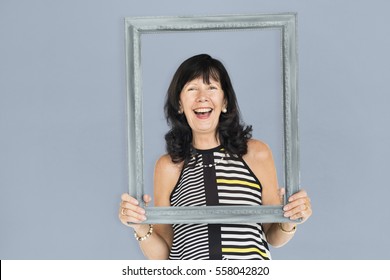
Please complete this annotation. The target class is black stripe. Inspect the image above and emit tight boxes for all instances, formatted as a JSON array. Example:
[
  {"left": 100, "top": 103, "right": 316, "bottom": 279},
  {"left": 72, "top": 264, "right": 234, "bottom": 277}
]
[
  {"left": 203, "top": 152, "right": 222, "bottom": 259},
  {"left": 203, "top": 153, "right": 219, "bottom": 206},
  {"left": 208, "top": 224, "right": 222, "bottom": 259}
]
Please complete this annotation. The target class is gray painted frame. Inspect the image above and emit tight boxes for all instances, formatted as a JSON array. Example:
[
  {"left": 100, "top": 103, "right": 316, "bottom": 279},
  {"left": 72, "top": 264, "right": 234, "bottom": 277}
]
[{"left": 125, "top": 13, "right": 299, "bottom": 224}]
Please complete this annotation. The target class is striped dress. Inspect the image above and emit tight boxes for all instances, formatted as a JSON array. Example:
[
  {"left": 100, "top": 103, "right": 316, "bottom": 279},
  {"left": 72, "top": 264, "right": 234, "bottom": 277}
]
[{"left": 169, "top": 146, "right": 271, "bottom": 260}]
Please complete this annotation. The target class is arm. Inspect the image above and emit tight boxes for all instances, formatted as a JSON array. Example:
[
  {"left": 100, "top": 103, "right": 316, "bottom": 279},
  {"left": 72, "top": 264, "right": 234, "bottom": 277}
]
[
  {"left": 244, "top": 140, "right": 312, "bottom": 247},
  {"left": 119, "top": 154, "right": 181, "bottom": 259}
]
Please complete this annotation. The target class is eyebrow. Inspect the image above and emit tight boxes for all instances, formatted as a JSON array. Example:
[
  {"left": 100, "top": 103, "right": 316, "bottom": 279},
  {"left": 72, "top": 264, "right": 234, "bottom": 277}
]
[{"left": 183, "top": 76, "right": 222, "bottom": 90}]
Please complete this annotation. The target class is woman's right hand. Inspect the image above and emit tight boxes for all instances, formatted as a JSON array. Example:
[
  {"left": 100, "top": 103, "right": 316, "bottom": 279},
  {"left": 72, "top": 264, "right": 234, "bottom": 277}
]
[{"left": 119, "top": 193, "right": 151, "bottom": 231}]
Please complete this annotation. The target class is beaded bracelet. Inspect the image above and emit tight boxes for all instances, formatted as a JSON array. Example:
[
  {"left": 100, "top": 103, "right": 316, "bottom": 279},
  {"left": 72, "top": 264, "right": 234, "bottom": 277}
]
[
  {"left": 134, "top": 224, "right": 153, "bottom": 241},
  {"left": 279, "top": 223, "right": 297, "bottom": 234}
]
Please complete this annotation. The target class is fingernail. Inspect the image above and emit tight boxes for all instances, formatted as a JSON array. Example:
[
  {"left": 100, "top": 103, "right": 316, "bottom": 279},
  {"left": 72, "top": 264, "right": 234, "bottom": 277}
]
[
  {"left": 140, "top": 209, "right": 145, "bottom": 214},
  {"left": 283, "top": 205, "right": 289, "bottom": 211}
]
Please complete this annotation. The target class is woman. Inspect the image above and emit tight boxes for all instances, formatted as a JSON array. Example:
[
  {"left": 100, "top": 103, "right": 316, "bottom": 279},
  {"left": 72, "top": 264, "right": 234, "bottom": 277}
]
[{"left": 119, "top": 54, "right": 312, "bottom": 260}]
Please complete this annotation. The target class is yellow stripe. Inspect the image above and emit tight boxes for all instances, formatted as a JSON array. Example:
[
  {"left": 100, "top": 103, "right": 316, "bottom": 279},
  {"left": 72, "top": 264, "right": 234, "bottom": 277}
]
[
  {"left": 216, "top": 179, "right": 260, "bottom": 189},
  {"left": 222, "top": 247, "right": 268, "bottom": 258}
]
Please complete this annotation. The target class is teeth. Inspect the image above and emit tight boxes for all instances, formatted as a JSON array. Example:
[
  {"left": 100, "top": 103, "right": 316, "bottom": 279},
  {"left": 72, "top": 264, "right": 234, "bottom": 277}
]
[{"left": 194, "top": 108, "right": 212, "bottom": 113}]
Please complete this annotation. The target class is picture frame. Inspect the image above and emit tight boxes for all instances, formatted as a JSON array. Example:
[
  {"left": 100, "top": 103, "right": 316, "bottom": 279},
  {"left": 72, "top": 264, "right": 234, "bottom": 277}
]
[{"left": 125, "top": 13, "right": 300, "bottom": 224}]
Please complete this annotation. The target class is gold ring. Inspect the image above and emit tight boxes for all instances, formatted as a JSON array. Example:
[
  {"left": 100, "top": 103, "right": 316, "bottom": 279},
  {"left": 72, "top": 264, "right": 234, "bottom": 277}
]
[{"left": 121, "top": 208, "right": 126, "bottom": 215}]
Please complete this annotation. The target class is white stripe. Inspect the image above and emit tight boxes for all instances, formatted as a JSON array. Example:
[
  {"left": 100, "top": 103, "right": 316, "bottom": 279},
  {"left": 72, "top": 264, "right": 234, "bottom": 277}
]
[
  {"left": 216, "top": 172, "right": 256, "bottom": 181},
  {"left": 171, "top": 182, "right": 205, "bottom": 204},
  {"left": 173, "top": 224, "right": 208, "bottom": 235},
  {"left": 173, "top": 234, "right": 209, "bottom": 246},
  {"left": 180, "top": 170, "right": 202, "bottom": 182},
  {"left": 217, "top": 185, "right": 261, "bottom": 196},
  {"left": 221, "top": 233, "right": 264, "bottom": 240},
  {"left": 178, "top": 232, "right": 209, "bottom": 243},
  {"left": 222, "top": 253, "right": 266, "bottom": 260},
  {"left": 173, "top": 181, "right": 204, "bottom": 196},
  {"left": 176, "top": 196, "right": 206, "bottom": 206},
  {"left": 218, "top": 192, "right": 261, "bottom": 202},
  {"left": 219, "top": 199, "right": 259, "bottom": 205},
  {"left": 221, "top": 226, "right": 262, "bottom": 234},
  {"left": 222, "top": 240, "right": 265, "bottom": 247},
  {"left": 215, "top": 165, "right": 250, "bottom": 173},
  {"left": 172, "top": 188, "right": 206, "bottom": 202}
]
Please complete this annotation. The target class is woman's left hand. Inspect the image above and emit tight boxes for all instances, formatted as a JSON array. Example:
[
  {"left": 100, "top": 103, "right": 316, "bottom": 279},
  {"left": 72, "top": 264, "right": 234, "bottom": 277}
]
[{"left": 283, "top": 189, "right": 312, "bottom": 223}]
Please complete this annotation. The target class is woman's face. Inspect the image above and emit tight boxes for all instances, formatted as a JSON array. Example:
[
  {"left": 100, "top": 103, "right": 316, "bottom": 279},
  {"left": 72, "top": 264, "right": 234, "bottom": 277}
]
[{"left": 179, "top": 76, "right": 226, "bottom": 138}]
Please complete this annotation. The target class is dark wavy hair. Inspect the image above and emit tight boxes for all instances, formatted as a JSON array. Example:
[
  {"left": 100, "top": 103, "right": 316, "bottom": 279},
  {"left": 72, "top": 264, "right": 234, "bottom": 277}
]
[{"left": 164, "top": 54, "right": 252, "bottom": 163}]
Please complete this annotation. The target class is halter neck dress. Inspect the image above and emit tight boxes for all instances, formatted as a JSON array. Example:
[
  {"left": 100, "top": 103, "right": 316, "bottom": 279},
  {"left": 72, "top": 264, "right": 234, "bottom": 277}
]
[{"left": 168, "top": 145, "right": 271, "bottom": 260}]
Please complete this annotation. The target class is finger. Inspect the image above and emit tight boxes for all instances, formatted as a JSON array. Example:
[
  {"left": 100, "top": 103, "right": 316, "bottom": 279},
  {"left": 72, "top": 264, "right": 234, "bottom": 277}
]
[
  {"left": 125, "top": 209, "right": 147, "bottom": 221},
  {"left": 119, "top": 206, "right": 147, "bottom": 222},
  {"left": 119, "top": 193, "right": 151, "bottom": 226},
  {"left": 121, "top": 193, "right": 140, "bottom": 205},
  {"left": 283, "top": 197, "right": 308, "bottom": 212},
  {"left": 143, "top": 194, "right": 152, "bottom": 204},
  {"left": 290, "top": 206, "right": 312, "bottom": 222},
  {"left": 119, "top": 203, "right": 146, "bottom": 220},
  {"left": 285, "top": 202, "right": 312, "bottom": 222},
  {"left": 120, "top": 202, "right": 146, "bottom": 215},
  {"left": 120, "top": 213, "right": 147, "bottom": 226},
  {"left": 283, "top": 200, "right": 308, "bottom": 218},
  {"left": 289, "top": 210, "right": 306, "bottom": 222},
  {"left": 288, "top": 189, "right": 308, "bottom": 202},
  {"left": 283, "top": 205, "right": 306, "bottom": 219}
]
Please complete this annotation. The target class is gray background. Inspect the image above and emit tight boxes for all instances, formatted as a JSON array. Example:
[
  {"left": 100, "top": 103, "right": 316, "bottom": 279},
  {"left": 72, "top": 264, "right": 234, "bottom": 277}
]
[
  {"left": 142, "top": 29, "right": 284, "bottom": 199},
  {"left": 1, "top": 0, "right": 389, "bottom": 259}
]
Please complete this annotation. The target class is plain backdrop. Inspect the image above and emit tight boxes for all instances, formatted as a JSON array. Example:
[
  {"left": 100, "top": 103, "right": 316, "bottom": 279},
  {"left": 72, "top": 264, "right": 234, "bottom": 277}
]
[{"left": 1, "top": 0, "right": 389, "bottom": 259}]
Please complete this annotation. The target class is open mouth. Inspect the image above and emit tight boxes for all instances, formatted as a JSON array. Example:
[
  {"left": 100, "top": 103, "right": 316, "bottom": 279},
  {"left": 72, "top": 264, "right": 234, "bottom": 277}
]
[
  {"left": 193, "top": 108, "right": 213, "bottom": 119},
  {"left": 194, "top": 108, "right": 213, "bottom": 115}
]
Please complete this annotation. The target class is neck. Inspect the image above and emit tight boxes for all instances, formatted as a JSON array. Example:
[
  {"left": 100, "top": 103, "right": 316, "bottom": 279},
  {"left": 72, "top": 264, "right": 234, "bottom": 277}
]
[{"left": 192, "top": 133, "right": 220, "bottom": 150}]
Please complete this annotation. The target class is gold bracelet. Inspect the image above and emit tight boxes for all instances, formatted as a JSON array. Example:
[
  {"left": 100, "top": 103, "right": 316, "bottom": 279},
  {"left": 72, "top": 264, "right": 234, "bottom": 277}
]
[
  {"left": 134, "top": 224, "right": 153, "bottom": 241},
  {"left": 279, "top": 223, "right": 297, "bottom": 234}
]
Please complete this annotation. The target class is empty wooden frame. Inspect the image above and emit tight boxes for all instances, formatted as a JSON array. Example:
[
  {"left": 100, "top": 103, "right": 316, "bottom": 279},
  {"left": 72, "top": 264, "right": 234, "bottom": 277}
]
[{"left": 125, "top": 13, "right": 300, "bottom": 224}]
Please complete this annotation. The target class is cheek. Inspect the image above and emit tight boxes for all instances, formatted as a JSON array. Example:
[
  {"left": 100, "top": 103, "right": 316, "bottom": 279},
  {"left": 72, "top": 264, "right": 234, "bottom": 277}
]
[
  {"left": 180, "top": 96, "right": 195, "bottom": 109},
  {"left": 178, "top": 95, "right": 186, "bottom": 109},
  {"left": 212, "top": 96, "right": 226, "bottom": 108}
]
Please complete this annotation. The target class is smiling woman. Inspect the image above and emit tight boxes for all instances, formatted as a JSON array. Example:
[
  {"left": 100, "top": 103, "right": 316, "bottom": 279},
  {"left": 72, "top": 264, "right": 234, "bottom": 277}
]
[
  {"left": 165, "top": 54, "right": 250, "bottom": 162},
  {"left": 124, "top": 14, "right": 302, "bottom": 226},
  {"left": 118, "top": 54, "right": 312, "bottom": 260},
  {"left": 180, "top": 76, "right": 225, "bottom": 139}
]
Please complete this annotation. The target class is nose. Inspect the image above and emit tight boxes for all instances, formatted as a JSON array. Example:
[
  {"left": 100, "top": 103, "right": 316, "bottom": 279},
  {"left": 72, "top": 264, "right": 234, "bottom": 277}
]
[{"left": 196, "top": 89, "right": 208, "bottom": 102}]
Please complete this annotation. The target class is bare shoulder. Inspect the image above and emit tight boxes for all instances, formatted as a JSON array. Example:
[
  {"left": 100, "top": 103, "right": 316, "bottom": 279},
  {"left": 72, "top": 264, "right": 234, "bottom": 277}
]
[
  {"left": 245, "top": 139, "right": 274, "bottom": 163},
  {"left": 155, "top": 154, "right": 183, "bottom": 175},
  {"left": 153, "top": 154, "right": 183, "bottom": 206},
  {"left": 245, "top": 139, "right": 280, "bottom": 206}
]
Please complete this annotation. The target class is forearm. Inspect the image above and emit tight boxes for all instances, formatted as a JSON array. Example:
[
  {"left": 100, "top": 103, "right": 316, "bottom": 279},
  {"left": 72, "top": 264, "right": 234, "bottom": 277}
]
[
  {"left": 265, "top": 222, "right": 297, "bottom": 248},
  {"left": 134, "top": 224, "right": 171, "bottom": 260}
]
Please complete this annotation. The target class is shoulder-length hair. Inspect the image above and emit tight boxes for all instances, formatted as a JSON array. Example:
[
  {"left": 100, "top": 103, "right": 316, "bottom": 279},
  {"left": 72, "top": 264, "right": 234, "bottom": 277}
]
[{"left": 164, "top": 54, "right": 252, "bottom": 163}]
